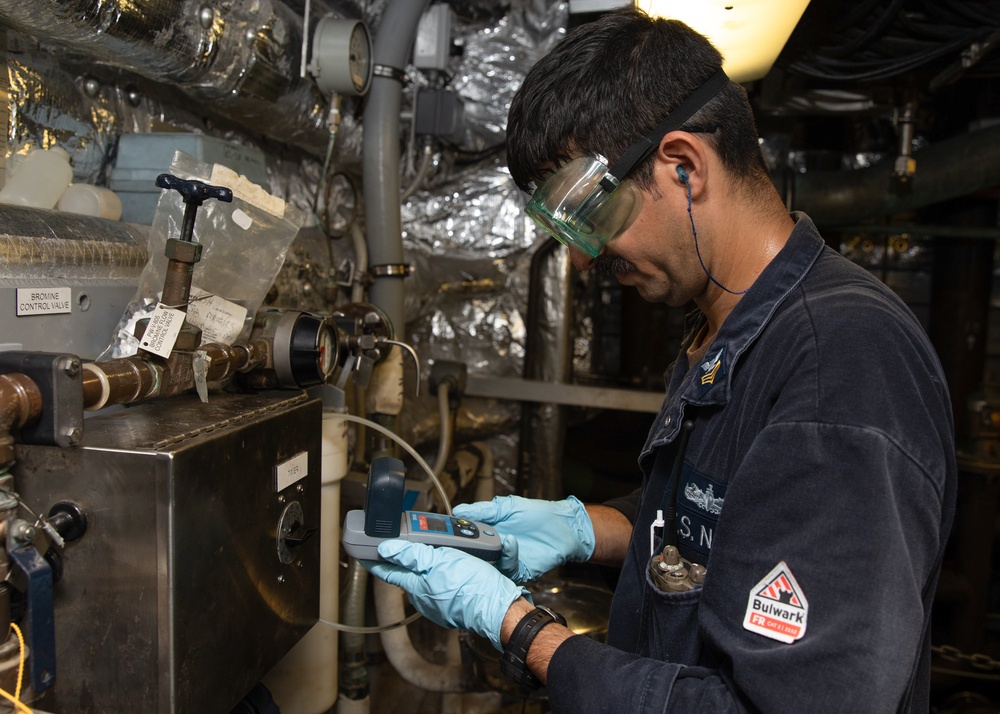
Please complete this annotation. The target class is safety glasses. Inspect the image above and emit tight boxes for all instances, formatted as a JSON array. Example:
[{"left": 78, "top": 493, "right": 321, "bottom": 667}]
[{"left": 523, "top": 69, "right": 730, "bottom": 258}]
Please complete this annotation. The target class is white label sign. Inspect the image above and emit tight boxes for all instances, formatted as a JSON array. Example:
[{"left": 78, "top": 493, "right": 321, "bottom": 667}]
[
  {"left": 276, "top": 451, "right": 309, "bottom": 492},
  {"left": 16, "top": 287, "right": 71, "bottom": 316},
  {"left": 185, "top": 287, "right": 247, "bottom": 345},
  {"left": 139, "top": 303, "right": 185, "bottom": 358}
]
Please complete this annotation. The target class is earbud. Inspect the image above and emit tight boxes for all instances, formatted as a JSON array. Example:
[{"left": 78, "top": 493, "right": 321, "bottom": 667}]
[{"left": 676, "top": 165, "right": 689, "bottom": 184}]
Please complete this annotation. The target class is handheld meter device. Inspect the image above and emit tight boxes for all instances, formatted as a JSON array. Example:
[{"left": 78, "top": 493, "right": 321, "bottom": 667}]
[{"left": 341, "top": 456, "right": 502, "bottom": 562}]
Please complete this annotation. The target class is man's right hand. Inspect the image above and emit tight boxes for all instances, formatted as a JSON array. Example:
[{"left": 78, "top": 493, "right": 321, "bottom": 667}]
[{"left": 453, "top": 495, "right": 596, "bottom": 583}]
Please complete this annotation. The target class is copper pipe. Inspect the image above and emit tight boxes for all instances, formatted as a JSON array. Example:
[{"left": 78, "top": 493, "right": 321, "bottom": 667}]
[
  {"left": 162, "top": 259, "right": 194, "bottom": 311},
  {"left": 84, "top": 337, "right": 272, "bottom": 408},
  {"left": 84, "top": 358, "right": 159, "bottom": 409},
  {"left": 0, "top": 373, "right": 42, "bottom": 433},
  {"left": 0, "top": 373, "right": 43, "bottom": 466}
]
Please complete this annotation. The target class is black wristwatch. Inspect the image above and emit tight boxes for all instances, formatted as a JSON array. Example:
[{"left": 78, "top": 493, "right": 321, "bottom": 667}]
[{"left": 499, "top": 605, "right": 567, "bottom": 690}]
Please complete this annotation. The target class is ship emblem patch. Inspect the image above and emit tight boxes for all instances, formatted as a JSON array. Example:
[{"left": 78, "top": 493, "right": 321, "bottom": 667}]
[{"left": 743, "top": 562, "right": 808, "bottom": 644}]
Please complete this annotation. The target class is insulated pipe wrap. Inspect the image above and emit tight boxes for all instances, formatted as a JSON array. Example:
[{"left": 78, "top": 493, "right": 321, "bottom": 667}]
[
  {"left": 0, "top": 206, "right": 147, "bottom": 283},
  {"left": 0, "top": 0, "right": 330, "bottom": 153}
]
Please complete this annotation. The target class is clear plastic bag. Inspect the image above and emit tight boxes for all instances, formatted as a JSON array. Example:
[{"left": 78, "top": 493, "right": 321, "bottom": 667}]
[{"left": 100, "top": 149, "right": 303, "bottom": 359}]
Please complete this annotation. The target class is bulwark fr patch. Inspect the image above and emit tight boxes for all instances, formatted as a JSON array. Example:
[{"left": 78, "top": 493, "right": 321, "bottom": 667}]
[{"left": 743, "top": 561, "right": 809, "bottom": 644}]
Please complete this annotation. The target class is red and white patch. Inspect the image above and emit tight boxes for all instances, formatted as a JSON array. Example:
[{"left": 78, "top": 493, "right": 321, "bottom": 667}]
[{"left": 742, "top": 561, "right": 808, "bottom": 644}]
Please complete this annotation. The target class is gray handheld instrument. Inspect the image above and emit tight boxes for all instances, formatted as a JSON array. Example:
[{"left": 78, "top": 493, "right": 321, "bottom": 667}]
[{"left": 341, "top": 456, "right": 502, "bottom": 562}]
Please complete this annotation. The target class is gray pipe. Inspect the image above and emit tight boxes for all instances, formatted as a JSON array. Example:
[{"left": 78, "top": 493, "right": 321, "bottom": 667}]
[
  {"left": 790, "top": 122, "right": 1000, "bottom": 226},
  {"left": 361, "top": 0, "right": 431, "bottom": 338}
]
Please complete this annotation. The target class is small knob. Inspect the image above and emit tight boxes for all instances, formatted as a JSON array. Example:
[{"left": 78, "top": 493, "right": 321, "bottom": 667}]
[
  {"left": 47, "top": 501, "right": 88, "bottom": 542},
  {"left": 659, "top": 545, "right": 681, "bottom": 566}
]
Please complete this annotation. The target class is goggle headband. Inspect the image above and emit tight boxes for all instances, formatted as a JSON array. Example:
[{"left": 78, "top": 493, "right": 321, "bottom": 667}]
[{"left": 599, "top": 68, "right": 730, "bottom": 192}]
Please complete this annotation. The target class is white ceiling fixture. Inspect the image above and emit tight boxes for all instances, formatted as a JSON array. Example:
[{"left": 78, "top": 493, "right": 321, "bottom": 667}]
[{"left": 634, "top": 0, "right": 812, "bottom": 83}]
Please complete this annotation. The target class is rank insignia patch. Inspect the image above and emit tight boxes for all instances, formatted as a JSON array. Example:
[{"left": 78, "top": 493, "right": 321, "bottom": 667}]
[{"left": 699, "top": 347, "right": 725, "bottom": 387}]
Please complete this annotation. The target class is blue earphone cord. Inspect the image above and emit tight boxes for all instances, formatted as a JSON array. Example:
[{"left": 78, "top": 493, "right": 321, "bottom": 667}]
[{"left": 685, "top": 176, "right": 748, "bottom": 296}]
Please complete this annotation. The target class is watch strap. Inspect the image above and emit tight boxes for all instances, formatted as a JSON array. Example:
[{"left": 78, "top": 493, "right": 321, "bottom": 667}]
[{"left": 499, "top": 605, "right": 567, "bottom": 690}]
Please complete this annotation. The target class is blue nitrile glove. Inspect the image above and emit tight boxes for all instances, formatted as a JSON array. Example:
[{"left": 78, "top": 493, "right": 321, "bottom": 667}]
[
  {"left": 452, "top": 495, "right": 595, "bottom": 584},
  {"left": 365, "top": 540, "right": 529, "bottom": 651}
]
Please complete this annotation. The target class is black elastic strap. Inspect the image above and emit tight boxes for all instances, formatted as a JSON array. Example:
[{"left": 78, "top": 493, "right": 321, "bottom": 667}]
[
  {"left": 604, "top": 69, "right": 730, "bottom": 188},
  {"left": 500, "top": 606, "right": 566, "bottom": 690}
]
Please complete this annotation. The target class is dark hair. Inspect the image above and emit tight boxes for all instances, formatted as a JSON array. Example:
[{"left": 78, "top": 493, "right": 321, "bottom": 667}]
[{"left": 506, "top": 6, "right": 768, "bottom": 194}]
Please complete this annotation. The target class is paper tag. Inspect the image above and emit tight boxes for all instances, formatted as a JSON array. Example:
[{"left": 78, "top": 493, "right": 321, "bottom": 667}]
[
  {"left": 209, "top": 164, "right": 286, "bottom": 218},
  {"left": 139, "top": 303, "right": 185, "bottom": 358},
  {"left": 192, "top": 350, "right": 210, "bottom": 403},
  {"left": 185, "top": 287, "right": 248, "bottom": 345}
]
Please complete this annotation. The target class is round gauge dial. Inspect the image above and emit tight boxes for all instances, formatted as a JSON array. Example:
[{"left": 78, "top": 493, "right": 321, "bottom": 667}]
[
  {"left": 310, "top": 17, "right": 373, "bottom": 97},
  {"left": 316, "top": 320, "right": 338, "bottom": 380},
  {"left": 348, "top": 22, "right": 372, "bottom": 94},
  {"left": 275, "top": 311, "right": 341, "bottom": 388}
]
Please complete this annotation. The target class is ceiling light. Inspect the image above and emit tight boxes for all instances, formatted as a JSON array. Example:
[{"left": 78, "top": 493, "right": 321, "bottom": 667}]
[{"left": 634, "top": 0, "right": 811, "bottom": 82}]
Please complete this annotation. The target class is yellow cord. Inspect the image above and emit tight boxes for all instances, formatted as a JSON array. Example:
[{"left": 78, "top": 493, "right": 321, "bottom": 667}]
[
  {"left": 10, "top": 624, "right": 24, "bottom": 700},
  {"left": 0, "top": 623, "right": 32, "bottom": 714},
  {"left": 0, "top": 686, "right": 32, "bottom": 714}
]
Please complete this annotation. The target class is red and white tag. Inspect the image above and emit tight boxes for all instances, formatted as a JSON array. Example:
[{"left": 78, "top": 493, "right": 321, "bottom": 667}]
[{"left": 743, "top": 561, "right": 808, "bottom": 644}]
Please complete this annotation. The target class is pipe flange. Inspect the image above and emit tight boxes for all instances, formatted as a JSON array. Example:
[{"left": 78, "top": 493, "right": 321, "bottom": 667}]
[{"left": 368, "top": 263, "right": 412, "bottom": 278}]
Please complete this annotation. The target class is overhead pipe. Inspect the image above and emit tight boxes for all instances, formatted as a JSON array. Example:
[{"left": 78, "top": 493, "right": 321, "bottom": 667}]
[
  {"left": 0, "top": 0, "right": 330, "bottom": 154},
  {"left": 788, "top": 121, "right": 1000, "bottom": 226}
]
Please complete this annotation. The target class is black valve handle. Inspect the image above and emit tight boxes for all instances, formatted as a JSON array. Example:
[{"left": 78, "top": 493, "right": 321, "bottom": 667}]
[{"left": 155, "top": 173, "right": 234, "bottom": 243}]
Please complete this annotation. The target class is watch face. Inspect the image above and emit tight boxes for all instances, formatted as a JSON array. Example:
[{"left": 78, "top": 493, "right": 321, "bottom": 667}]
[{"left": 349, "top": 23, "right": 372, "bottom": 93}]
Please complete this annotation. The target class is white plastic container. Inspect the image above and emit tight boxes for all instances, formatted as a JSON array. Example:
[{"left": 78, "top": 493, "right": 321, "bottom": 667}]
[
  {"left": 0, "top": 147, "right": 73, "bottom": 209},
  {"left": 57, "top": 184, "right": 123, "bottom": 221}
]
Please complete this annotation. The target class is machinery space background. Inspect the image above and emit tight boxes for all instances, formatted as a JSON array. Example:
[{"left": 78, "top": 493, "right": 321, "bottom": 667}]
[{"left": 0, "top": 0, "right": 999, "bottom": 712}]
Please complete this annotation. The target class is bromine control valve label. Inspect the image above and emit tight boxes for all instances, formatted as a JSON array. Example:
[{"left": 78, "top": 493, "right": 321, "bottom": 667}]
[{"left": 16, "top": 288, "right": 71, "bottom": 316}]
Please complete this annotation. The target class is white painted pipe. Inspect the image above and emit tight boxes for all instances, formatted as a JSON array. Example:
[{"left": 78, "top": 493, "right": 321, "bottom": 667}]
[{"left": 263, "top": 406, "right": 350, "bottom": 713}]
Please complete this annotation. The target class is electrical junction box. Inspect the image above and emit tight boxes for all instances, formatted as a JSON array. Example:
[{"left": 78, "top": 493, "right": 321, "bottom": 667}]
[
  {"left": 414, "top": 3, "right": 454, "bottom": 72},
  {"left": 415, "top": 88, "right": 466, "bottom": 143}
]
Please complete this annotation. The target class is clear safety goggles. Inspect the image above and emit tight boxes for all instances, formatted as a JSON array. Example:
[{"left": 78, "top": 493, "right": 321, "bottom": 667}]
[
  {"left": 523, "top": 68, "right": 730, "bottom": 258},
  {"left": 525, "top": 156, "right": 643, "bottom": 258}
]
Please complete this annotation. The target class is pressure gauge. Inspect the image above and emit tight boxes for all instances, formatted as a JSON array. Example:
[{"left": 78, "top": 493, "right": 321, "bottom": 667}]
[
  {"left": 308, "top": 16, "right": 373, "bottom": 97},
  {"left": 272, "top": 310, "right": 341, "bottom": 388}
]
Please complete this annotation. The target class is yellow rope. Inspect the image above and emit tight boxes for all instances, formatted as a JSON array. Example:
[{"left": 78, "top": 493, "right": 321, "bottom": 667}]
[{"left": 0, "top": 623, "right": 32, "bottom": 714}]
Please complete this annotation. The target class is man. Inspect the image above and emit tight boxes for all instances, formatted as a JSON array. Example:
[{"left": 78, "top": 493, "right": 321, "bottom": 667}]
[{"left": 366, "top": 7, "right": 956, "bottom": 712}]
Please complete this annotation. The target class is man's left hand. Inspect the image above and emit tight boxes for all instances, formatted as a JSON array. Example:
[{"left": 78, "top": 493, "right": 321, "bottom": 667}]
[{"left": 365, "top": 540, "right": 528, "bottom": 651}]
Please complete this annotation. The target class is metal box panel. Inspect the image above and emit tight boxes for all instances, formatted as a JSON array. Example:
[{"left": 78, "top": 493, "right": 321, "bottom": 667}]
[{"left": 14, "top": 391, "right": 322, "bottom": 714}]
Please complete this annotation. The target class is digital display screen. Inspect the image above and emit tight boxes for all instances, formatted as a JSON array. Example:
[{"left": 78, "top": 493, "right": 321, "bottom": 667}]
[
  {"left": 423, "top": 516, "right": 447, "bottom": 532},
  {"left": 412, "top": 512, "right": 451, "bottom": 533}
]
